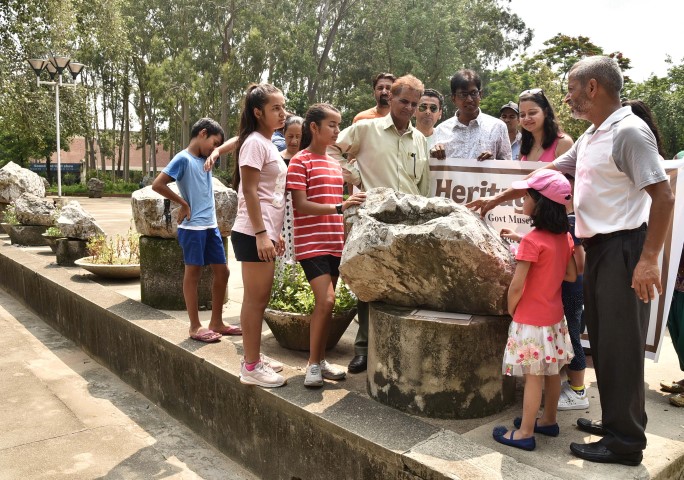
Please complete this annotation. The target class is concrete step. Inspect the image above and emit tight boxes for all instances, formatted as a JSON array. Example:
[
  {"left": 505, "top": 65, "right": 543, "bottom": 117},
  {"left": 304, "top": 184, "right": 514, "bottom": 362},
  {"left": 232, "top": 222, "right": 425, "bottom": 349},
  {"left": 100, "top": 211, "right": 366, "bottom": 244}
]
[{"left": 1, "top": 240, "right": 682, "bottom": 479}]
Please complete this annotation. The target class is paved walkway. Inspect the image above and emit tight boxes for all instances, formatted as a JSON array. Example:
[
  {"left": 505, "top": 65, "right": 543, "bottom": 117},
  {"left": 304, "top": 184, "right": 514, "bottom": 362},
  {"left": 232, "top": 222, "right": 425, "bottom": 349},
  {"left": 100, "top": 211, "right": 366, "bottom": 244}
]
[{"left": 0, "top": 286, "right": 256, "bottom": 480}]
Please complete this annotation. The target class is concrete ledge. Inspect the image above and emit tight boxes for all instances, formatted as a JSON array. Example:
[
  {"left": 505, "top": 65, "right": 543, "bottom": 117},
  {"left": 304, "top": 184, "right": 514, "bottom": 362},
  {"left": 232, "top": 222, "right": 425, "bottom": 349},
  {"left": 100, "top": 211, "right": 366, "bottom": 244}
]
[{"left": 0, "top": 242, "right": 556, "bottom": 480}]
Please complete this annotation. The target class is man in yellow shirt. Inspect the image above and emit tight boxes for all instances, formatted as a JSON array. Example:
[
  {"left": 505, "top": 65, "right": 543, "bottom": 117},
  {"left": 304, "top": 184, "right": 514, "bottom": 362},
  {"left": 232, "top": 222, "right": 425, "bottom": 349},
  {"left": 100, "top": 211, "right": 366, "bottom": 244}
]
[{"left": 329, "top": 74, "right": 430, "bottom": 373}]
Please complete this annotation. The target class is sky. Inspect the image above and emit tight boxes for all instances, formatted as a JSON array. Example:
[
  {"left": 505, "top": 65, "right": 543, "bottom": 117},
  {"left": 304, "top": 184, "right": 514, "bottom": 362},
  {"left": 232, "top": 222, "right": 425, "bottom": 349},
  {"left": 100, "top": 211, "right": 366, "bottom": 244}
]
[{"left": 506, "top": 0, "right": 684, "bottom": 82}]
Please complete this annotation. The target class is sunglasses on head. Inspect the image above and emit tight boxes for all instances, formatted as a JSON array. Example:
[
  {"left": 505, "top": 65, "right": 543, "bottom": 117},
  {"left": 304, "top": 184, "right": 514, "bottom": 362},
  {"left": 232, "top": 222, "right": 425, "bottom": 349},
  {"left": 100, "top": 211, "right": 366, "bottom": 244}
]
[
  {"left": 519, "top": 88, "right": 544, "bottom": 98},
  {"left": 418, "top": 104, "right": 439, "bottom": 113}
]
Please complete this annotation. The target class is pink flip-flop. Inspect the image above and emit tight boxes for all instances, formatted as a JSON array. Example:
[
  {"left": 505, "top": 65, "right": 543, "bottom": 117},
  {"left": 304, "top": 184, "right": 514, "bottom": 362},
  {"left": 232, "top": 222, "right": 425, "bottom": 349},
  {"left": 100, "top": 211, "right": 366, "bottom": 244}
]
[
  {"left": 190, "top": 328, "right": 222, "bottom": 343},
  {"left": 211, "top": 324, "right": 242, "bottom": 336}
]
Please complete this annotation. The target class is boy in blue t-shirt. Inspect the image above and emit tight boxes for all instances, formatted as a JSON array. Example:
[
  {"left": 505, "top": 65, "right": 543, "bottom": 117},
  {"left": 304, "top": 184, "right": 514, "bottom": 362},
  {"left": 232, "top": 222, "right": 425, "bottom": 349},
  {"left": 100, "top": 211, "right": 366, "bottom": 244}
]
[{"left": 152, "top": 118, "right": 242, "bottom": 342}]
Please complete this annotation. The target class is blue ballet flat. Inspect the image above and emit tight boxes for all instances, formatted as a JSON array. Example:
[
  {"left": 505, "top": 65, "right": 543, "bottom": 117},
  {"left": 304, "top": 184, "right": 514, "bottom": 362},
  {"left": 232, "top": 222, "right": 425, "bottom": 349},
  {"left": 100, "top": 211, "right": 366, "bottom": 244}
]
[
  {"left": 513, "top": 417, "right": 560, "bottom": 437},
  {"left": 492, "top": 426, "right": 536, "bottom": 451}
]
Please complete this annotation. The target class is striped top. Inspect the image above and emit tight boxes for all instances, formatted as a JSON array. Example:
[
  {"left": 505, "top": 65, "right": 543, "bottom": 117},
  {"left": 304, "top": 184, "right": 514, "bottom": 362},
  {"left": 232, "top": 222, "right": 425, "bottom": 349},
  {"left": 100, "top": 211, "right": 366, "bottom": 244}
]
[{"left": 286, "top": 149, "right": 344, "bottom": 261}]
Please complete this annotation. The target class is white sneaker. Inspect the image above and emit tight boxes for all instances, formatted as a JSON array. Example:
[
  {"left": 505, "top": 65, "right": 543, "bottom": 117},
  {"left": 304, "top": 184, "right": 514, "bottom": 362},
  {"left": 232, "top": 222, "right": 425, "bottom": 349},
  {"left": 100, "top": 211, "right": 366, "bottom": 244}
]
[
  {"left": 240, "top": 360, "right": 285, "bottom": 388},
  {"left": 261, "top": 353, "right": 283, "bottom": 373},
  {"left": 558, "top": 384, "right": 589, "bottom": 411},
  {"left": 304, "top": 364, "right": 324, "bottom": 387},
  {"left": 320, "top": 359, "right": 346, "bottom": 380}
]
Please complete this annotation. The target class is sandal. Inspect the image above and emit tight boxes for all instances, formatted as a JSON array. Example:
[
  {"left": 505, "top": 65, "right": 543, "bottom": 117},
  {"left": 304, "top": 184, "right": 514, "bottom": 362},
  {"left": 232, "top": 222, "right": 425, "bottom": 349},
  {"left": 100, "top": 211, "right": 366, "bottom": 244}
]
[
  {"left": 210, "top": 324, "right": 243, "bottom": 336},
  {"left": 190, "top": 328, "right": 222, "bottom": 343},
  {"left": 492, "top": 426, "right": 536, "bottom": 451},
  {"left": 670, "top": 394, "right": 684, "bottom": 407},
  {"left": 660, "top": 381, "right": 684, "bottom": 394}
]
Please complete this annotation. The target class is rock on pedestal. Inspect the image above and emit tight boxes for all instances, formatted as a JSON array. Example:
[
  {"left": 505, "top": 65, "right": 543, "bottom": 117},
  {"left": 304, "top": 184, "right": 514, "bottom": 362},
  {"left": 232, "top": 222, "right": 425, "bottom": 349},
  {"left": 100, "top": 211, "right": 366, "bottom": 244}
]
[
  {"left": 368, "top": 303, "right": 515, "bottom": 419},
  {"left": 87, "top": 177, "right": 104, "bottom": 198},
  {"left": 57, "top": 201, "right": 105, "bottom": 240},
  {"left": 140, "top": 236, "right": 228, "bottom": 310},
  {"left": 15, "top": 192, "right": 57, "bottom": 226},
  {"left": 340, "top": 188, "right": 514, "bottom": 315},
  {"left": 56, "top": 238, "right": 89, "bottom": 266},
  {"left": 7, "top": 225, "right": 49, "bottom": 246},
  {"left": 0, "top": 161, "right": 46, "bottom": 204}
]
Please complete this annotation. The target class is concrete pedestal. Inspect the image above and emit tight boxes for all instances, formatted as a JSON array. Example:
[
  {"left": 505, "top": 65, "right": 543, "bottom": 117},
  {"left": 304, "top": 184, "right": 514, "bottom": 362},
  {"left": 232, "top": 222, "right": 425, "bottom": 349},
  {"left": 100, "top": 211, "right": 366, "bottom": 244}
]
[
  {"left": 139, "top": 236, "right": 228, "bottom": 310},
  {"left": 56, "top": 238, "right": 88, "bottom": 266},
  {"left": 7, "top": 225, "right": 48, "bottom": 246},
  {"left": 368, "top": 303, "right": 515, "bottom": 419}
]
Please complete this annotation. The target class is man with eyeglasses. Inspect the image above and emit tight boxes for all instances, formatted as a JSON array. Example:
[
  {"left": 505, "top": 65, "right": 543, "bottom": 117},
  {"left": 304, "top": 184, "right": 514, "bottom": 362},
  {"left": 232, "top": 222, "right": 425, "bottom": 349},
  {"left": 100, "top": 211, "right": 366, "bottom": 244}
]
[
  {"left": 414, "top": 88, "right": 444, "bottom": 149},
  {"left": 329, "top": 75, "right": 430, "bottom": 374},
  {"left": 431, "top": 69, "right": 511, "bottom": 161},
  {"left": 353, "top": 72, "right": 396, "bottom": 124},
  {"left": 499, "top": 101, "right": 522, "bottom": 160}
]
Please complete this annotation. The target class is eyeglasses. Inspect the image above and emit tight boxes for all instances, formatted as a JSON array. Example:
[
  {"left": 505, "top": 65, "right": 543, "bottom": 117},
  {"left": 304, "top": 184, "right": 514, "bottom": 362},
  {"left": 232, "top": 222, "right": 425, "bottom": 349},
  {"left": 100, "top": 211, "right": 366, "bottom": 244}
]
[
  {"left": 454, "top": 90, "right": 481, "bottom": 100},
  {"left": 418, "top": 104, "right": 439, "bottom": 113},
  {"left": 519, "top": 88, "right": 544, "bottom": 97}
]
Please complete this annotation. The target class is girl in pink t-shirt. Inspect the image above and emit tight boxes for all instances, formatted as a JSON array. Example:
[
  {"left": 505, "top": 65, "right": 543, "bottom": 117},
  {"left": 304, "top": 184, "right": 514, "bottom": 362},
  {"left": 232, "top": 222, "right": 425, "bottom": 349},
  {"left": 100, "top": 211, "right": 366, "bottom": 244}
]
[
  {"left": 493, "top": 169, "right": 577, "bottom": 452},
  {"left": 286, "top": 104, "right": 365, "bottom": 387},
  {"left": 231, "top": 83, "right": 288, "bottom": 388}
]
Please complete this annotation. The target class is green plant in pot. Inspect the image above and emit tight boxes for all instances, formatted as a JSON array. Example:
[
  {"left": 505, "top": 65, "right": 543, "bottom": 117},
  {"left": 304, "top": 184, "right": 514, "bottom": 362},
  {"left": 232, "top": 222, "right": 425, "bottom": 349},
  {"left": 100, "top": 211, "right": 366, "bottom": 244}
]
[
  {"left": 1, "top": 203, "right": 19, "bottom": 233},
  {"left": 42, "top": 225, "right": 64, "bottom": 252},
  {"left": 265, "top": 262, "right": 358, "bottom": 351},
  {"left": 74, "top": 227, "right": 141, "bottom": 279}
]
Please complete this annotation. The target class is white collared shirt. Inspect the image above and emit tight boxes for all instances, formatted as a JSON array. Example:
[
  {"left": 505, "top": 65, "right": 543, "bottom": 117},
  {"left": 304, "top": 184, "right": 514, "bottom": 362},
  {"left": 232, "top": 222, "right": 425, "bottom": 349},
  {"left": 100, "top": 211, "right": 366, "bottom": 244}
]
[
  {"left": 433, "top": 109, "right": 512, "bottom": 160},
  {"left": 553, "top": 107, "right": 667, "bottom": 238}
]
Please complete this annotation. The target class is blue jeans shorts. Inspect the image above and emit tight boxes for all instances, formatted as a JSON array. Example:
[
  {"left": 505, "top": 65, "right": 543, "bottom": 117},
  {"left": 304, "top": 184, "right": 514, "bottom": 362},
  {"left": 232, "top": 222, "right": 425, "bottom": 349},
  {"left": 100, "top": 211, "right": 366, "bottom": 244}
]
[{"left": 177, "top": 227, "right": 226, "bottom": 266}]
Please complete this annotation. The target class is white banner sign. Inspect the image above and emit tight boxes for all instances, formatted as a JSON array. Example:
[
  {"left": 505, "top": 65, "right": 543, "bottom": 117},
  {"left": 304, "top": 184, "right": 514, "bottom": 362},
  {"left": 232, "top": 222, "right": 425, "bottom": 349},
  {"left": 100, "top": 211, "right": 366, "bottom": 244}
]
[{"left": 429, "top": 158, "right": 684, "bottom": 361}]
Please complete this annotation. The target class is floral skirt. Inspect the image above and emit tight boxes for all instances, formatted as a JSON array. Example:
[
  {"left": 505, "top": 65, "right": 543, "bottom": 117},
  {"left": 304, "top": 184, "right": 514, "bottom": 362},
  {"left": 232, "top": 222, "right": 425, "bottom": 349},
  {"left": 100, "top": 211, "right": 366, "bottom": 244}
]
[{"left": 502, "top": 319, "right": 574, "bottom": 377}]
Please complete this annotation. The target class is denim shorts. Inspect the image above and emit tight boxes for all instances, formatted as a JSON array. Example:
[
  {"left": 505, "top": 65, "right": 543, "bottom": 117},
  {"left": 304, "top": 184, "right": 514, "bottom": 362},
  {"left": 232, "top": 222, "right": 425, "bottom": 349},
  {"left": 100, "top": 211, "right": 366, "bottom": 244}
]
[{"left": 177, "top": 227, "right": 226, "bottom": 266}]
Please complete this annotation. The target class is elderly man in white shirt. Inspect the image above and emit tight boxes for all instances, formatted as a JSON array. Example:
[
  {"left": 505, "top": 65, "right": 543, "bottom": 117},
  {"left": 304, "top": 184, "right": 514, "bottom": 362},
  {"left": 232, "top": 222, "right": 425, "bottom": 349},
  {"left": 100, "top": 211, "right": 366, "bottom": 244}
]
[{"left": 431, "top": 69, "right": 511, "bottom": 161}]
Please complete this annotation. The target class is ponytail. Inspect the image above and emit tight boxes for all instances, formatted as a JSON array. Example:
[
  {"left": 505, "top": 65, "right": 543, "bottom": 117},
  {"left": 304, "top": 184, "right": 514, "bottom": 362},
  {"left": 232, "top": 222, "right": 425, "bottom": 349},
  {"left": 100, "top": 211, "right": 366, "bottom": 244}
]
[
  {"left": 300, "top": 103, "right": 339, "bottom": 151},
  {"left": 232, "top": 83, "right": 282, "bottom": 189}
]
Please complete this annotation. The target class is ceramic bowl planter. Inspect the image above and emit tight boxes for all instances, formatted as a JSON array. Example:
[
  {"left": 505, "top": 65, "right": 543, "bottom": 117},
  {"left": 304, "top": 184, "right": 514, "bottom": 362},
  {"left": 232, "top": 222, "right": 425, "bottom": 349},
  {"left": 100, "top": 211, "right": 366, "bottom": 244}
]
[
  {"left": 263, "top": 307, "right": 357, "bottom": 351},
  {"left": 75, "top": 256, "right": 141, "bottom": 279}
]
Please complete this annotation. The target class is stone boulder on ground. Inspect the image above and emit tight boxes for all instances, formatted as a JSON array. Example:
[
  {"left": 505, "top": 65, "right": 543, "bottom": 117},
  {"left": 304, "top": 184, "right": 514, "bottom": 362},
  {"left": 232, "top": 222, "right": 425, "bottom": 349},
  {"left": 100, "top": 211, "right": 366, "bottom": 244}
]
[
  {"left": 0, "top": 162, "right": 46, "bottom": 204},
  {"left": 14, "top": 192, "right": 57, "bottom": 226},
  {"left": 57, "top": 200, "right": 105, "bottom": 239},
  {"left": 131, "top": 178, "right": 238, "bottom": 238},
  {"left": 339, "top": 188, "right": 515, "bottom": 316}
]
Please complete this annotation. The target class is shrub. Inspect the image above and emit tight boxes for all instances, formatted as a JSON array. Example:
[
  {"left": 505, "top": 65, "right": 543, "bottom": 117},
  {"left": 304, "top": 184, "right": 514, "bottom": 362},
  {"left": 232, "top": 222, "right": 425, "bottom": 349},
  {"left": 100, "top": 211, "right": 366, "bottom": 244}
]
[
  {"left": 268, "top": 262, "right": 356, "bottom": 314},
  {"left": 86, "top": 227, "right": 140, "bottom": 265},
  {"left": 2, "top": 204, "right": 18, "bottom": 225}
]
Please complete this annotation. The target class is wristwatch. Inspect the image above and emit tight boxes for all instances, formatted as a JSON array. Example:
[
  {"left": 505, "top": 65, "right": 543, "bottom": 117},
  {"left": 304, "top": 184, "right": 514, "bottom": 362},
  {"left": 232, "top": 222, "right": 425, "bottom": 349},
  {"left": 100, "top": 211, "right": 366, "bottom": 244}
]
[{"left": 335, "top": 203, "right": 343, "bottom": 214}]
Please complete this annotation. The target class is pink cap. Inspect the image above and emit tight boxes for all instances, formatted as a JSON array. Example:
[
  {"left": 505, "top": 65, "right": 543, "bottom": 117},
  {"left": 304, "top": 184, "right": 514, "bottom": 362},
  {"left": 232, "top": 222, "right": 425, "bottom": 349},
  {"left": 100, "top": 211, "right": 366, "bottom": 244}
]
[{"left": 511, "top": 170, "right": 572, "bottom": 205}]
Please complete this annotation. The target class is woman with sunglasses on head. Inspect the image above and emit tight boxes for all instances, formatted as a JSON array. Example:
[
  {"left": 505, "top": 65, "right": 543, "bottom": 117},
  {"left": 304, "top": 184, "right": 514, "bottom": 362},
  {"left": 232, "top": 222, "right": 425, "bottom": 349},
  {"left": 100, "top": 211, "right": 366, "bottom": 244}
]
[{"left": 518, "top": 89, "right": 573, "bottom": 162}]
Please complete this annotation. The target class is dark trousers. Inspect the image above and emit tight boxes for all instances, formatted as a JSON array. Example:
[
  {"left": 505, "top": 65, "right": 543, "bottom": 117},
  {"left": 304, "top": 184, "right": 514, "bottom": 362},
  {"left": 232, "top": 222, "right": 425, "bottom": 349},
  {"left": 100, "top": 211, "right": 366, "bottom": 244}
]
[
  {"left": 583, "top": 228, "right": 649, "bottom": 454},
  {"left": 354, "top": 301, "right": 369, "bottom": 355}
]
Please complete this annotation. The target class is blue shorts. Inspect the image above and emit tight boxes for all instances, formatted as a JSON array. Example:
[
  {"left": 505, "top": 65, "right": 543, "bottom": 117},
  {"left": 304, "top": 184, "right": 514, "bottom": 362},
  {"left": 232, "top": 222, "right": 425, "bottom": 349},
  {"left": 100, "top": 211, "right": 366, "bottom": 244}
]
[{"left": 177, "top": 227, "right": 226, "bottom": 266}]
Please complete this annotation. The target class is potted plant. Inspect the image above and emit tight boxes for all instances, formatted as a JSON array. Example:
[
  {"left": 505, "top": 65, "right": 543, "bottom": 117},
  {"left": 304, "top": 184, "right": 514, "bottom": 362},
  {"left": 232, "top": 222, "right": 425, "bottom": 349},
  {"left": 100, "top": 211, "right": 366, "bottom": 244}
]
[
  {"left": 264, "top": 262, "right": 357, "bottom": 351},
  {"left": 74, "top": 227, "right": 141, "bottom": 279},
  {"left": 1, "top": 203, "right": 18, "bottom": 235},
  {"left": 42, "top": 226, "right": 64, "bottom": 252}
]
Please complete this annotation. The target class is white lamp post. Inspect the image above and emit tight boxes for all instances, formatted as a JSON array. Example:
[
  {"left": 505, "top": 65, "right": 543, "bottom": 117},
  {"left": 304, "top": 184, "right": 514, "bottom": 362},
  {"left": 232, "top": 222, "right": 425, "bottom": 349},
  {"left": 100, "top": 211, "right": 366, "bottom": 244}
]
[{"left": 27, "top": 55, "right": 85, "bottom": 197}]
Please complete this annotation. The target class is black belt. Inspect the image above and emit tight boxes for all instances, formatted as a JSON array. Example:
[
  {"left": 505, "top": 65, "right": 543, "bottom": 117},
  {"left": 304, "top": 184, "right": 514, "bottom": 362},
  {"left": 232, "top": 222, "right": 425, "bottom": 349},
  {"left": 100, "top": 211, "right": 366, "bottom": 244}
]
[{"left": 581, "top": 223, "right": 647, "bottom": 249}]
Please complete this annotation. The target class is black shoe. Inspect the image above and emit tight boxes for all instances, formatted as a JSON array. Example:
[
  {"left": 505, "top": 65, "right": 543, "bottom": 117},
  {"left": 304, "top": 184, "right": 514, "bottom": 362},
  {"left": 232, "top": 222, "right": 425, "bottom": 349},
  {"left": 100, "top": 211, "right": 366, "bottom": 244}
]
[
  {"left": 347, "top": 355, "right": 367, "bottom": 373},
  {"left": 576, "top": 417, "right": 607, "bottom": 436},
  {"left": 570, "top": 441, "right": 642, "bottom": 466}
]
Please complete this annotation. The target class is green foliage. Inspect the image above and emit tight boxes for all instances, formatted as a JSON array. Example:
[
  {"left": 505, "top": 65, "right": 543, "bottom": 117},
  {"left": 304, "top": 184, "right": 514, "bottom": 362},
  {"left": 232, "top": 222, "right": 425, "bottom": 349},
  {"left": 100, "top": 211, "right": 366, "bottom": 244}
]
[
  {"left": 269, "top": 263, "right": 357, "bottom": 314},
  {"left": 86, "top": 227, "right": 140, "bottom": 265},
  {"left": 46, "top": 183, "right": 88, "bottom": 195},
  {"left": 45, "top": 226, "right": 62, "bottom": 236},
  {"left": 2, "top": 204, "right": 19, "bottom": 225}
]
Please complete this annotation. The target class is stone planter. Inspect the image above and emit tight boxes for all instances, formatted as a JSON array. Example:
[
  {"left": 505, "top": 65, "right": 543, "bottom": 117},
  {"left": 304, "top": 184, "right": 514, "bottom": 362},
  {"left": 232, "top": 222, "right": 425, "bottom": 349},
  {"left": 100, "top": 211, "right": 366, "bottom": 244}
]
[
  {"left": 139, "top": 235, "right": 228, "bottom": 310},
  {"left": 75, "top": 257, "right": 140, "bottom": 279},
  {"left": 0, "top": 222, "right": 11, "bottom": 235},
  {"left": 56, "top": 238, "right": 89, "bottom": 266},
  {"left": 263, "top": 307, "right": 357, "bottom": 351},
  {"left": 6, "top": 224, "right": 48, "bottom": 246},
  {"left": 41, "top": 233, "right": 64, "bottom": 253},
  {"left": 367, "top": 303, "right": 515, "bottom": 419}
]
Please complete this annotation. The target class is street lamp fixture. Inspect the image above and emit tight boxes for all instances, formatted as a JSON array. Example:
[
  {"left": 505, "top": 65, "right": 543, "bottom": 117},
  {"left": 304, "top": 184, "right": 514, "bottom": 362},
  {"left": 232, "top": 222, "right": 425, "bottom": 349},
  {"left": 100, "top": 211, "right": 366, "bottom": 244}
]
[{"left": 27, "top": 54, "right": 85, "bottom": 198}]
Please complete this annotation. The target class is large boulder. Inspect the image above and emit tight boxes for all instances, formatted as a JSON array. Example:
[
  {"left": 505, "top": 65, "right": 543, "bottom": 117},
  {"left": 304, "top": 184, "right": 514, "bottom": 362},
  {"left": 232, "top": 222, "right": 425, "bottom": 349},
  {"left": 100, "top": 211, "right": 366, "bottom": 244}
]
[
  {"left": 87, "top": 177, "right": 104, "bottom": 198},
  {"left": 56, "top": 200, "right": 105, "bottom": 240},
  {"left": 0, "top": 162, "right": 46, "bottom": 204},
  {"left": 14, "top": 192, "right": 57, "bottom": 226},
  {"left": 339, "top": 188, "right": 515, "bottom": 315},
  {"left": 131, "top": 178, "right": 238, "bottom": 238}
]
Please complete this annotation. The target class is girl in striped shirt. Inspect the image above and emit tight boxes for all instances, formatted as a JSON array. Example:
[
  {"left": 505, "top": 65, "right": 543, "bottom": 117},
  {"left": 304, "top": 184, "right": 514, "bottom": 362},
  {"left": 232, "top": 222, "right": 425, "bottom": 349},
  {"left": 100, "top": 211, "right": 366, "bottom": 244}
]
[{"left": 286, "top": 104, "right": 366, "bottom": 388}]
